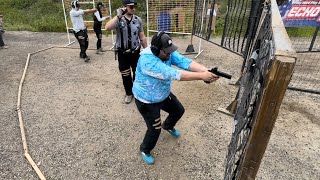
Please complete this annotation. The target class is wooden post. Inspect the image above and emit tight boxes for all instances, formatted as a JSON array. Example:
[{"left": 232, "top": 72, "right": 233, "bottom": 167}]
[{"left": 237, "top": 55, "right": 295, "bottom": 179}]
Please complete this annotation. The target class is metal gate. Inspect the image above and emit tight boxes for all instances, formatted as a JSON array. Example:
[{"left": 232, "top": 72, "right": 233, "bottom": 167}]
[{"left": 192, "top": 0, "right": 263, "bottom": 59}]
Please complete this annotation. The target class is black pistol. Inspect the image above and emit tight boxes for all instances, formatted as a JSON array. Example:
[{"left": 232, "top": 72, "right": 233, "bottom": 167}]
[
  {"left": 204, "top": 67, "right": 232, "bottom": 83},
  {"left": 209, "top": 67, "right": 232, "bottom": 79}
]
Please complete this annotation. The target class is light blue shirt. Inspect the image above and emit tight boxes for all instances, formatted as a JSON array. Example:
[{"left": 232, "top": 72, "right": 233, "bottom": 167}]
[{"left": 132, "top": 47, "right": 192, "bottom": 103}]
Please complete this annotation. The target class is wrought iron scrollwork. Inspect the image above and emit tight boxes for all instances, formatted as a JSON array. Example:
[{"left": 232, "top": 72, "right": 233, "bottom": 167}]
[{"left": 224, "top": 1, "right": 274, "bottom": 179}]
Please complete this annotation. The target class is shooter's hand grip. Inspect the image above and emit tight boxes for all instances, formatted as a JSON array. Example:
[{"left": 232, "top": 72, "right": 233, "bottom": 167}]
[{"left": 204, "top": 67, "right": 232, "bottom": 83}]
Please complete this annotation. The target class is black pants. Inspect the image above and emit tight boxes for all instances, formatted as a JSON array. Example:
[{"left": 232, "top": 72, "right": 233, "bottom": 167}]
[
  {"left": 74, "top": 30, "right": 89, "bottom": 58},
  {"left": 117, "top": 50, "right": 140, "bottom": 95},
  {"left": 0, "top": 33, "right": 4, "bottom": 46},
  {"left": 94, "top": 23, "right": 102, "bottom": 50},
  {"left": 135, "top": 93, "right": 185, "bottom": 154}
]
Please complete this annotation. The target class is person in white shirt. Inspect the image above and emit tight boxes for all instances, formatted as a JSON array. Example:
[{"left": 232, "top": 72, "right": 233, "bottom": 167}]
[
  {"left": 0, "top": 15, "right": 8, "bottom": 49},
  {"left": 93, "top": 2, "right": 110, "bottom": 54},
  {"left": 70, "top": 0, "right": 96, "bottom": 62},
  {"left": 0, "top": 33, "right": 7, "bottom": 49}
]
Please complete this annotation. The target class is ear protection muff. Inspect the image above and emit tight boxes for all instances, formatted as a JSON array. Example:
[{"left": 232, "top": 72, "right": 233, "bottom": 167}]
[
  {"left": 71, "top": 0, "right": 79, "bottom": 9},
  {"left": 151, "top": 31, "right": 165, "bottom": 56},
  {"left": 97, "top": 2, "right": 103, "bottom": 10}
]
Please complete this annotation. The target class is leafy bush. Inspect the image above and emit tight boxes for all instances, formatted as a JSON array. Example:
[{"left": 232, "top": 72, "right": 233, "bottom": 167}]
[
  {"left": 0, "top": 0, "right": 65, "bottom": 32},
  {"left": 8, "top": 0, "right": 36, "bottom": 9}
]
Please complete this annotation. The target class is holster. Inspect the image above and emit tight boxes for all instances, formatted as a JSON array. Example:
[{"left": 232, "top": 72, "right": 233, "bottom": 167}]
[
  {"left": 117, "top": 46, "right": 141, "bottom": 55},
  {"left": 114, "top": 49, "right": 118, "bottom": 60}
]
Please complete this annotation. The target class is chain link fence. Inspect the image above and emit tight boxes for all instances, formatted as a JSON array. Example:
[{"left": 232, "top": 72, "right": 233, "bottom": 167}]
[
  {"left": 288, "top": 27, "right": 320, "bottom": 94},
  {"left": 147, "top": 0, "right": 194, "bottom": 34}
]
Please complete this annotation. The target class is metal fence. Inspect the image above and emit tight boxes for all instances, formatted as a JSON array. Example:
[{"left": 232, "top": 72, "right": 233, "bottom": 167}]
[
  {"left": 220, "top": 0, "right": 254, "bottom": 56},
  {"left": 192, "top": 0, "right": 262, "bottom": 58},
  {"left": 224, "top": 0, "right": 296, "bottom": 179},
  {"left": 192, "top": 0, "right": 213, "bottom": 39},
  {"left": 288, "top": 27, "right": 320, "bottom": 94},
  {"left": 147, "top": 0, "right": 194, "bottom": 35},
  {"left": 192, "top": 0, "right": 319, "bottom": 95}
]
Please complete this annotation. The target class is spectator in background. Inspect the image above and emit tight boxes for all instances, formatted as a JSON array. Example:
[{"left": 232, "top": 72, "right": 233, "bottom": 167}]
[
  {"left": 93, "top": 2, "right": 110, "bottom": 54},
  {"left": 70, "top": 0, "right": 96, "bottom": 62},
  {"left": 0, "top": 15, "right": 8, "bottom": 49}
]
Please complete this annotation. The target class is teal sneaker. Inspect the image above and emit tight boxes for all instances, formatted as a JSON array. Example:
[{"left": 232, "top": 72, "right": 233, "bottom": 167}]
[
  {"left": 141, "top": 152, "right": 155, "bottom": 165},
  {"left": 166, "top": 128, "right": 181, "bottom": 138}
]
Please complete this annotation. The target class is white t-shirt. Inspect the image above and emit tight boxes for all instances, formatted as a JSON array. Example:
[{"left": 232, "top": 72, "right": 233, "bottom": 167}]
[
  {"left": 207, "top": 9, "right": 217, "bottom": 16},
  {"left": 94, "top": 11, "right": 107, "bottom": 22},
  {"left": 70, "top": 9, "right": 85, "bottom": 33}
]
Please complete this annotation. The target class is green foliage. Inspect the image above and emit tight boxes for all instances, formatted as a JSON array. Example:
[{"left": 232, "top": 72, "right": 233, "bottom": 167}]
[
  {"left": 0, "top": 0, "right": 148, "bottom": 32},
  {"left": 0, "top": 0, "right": 65, "bottom": 32},
  {"left": 214, "top": 1, "right": 228, "bottom": 35},
  {"left": 7, "top": 0, "right": 36, "bottom": 9},
  {"left": 286, "top": 27, "right": 318, "bottom": 37},
  {"left": 109, "top": 0, "right": 147, "bottom": 19}
]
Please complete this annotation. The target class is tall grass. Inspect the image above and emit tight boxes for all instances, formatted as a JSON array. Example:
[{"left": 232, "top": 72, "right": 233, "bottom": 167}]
[
  {"left": 0, "top": 0, "right": 146, "bottom": 32},
  {"left": 286, "top": 27, "right": 318, "bottom": 37},
  {"left": 0, "top": 0, "right": 66, "bottom": 32}
]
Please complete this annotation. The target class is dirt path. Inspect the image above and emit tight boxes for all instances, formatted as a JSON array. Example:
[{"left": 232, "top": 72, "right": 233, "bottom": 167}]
[{"left": 0, "top": 31, "right": 319, "bottom": 179}]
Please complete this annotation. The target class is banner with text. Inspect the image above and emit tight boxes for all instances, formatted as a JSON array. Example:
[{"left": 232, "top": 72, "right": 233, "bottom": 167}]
[{"left": 279, "top": 0, "right": 320, "bottom": 27}]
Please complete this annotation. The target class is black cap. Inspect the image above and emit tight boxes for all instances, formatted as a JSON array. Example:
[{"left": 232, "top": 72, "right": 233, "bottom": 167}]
[
  {"left": 151, "top": 33, "right": 178, "bottom": 53},
  {"left": 122, "top": 0, "right": 137, "bottom": 6}
]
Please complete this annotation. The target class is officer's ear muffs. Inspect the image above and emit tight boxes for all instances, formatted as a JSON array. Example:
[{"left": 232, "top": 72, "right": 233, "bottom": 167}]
[
  {"left": 71, "top": 0, "right": 79, "bottom": 8},
  {"left": 71, "top": 1, "right": 75, "bottom": 8},
  {"left": 97, "top": 3, "right": 103, "bottom": 9},
  {"left": 151, "top": 31, "right": 165, "bottom": 56}
]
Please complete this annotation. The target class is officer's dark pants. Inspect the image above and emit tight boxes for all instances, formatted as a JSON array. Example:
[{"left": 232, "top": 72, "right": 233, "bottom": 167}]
[
  {"left": 74, "top": 30, "right": 89, "bottom": 58},
  {"left": 117, "top": 49, "right": 140, "bottom": 96},
  {"left": 135, "top": 93, "right": 185, "bottom": 154},
  {"left": 94, "top": 23, "right": 102, "bottom": 50},
  {"left": 0, "top": 33, "right": 5, "bottom": 46}
]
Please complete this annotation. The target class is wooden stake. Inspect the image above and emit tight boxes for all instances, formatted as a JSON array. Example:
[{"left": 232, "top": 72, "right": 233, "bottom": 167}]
[
  {"left": 25, "top": 153, "right": 46, "bottom": 180},
  {"left": 238, "top": 56, "right": 295, "bottom": 179}
]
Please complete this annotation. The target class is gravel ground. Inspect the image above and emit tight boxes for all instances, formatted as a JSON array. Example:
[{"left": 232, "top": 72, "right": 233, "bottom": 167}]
[{"left": 0, "top": 31, "right": 319, "bottom": 179}]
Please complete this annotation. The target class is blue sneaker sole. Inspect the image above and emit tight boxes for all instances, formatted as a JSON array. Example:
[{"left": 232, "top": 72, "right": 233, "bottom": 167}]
[
  {"left": 167, "top": 129, "right": 180, "bottom": 137},
  {"left": 140, "top": 152, "right": 155, "bottom": 165}
]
